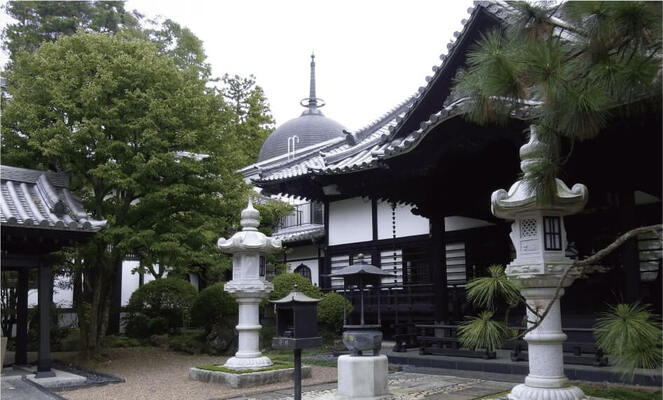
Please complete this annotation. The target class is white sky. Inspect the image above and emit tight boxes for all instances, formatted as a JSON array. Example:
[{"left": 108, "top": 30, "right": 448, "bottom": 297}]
[{"left": 2, "top": 0, "right": 475, "bottom": 131}]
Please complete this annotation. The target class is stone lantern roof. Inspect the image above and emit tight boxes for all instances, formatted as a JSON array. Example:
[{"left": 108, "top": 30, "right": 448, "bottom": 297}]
[
  {"left": 270, "top": 286, "right": 321, "bottom": 304},
  {"left": 491, "top": 126, "right": 588, "bottom": 219},
  {"left": 217, "top": 199, "right": 282, "bottom": 253}
]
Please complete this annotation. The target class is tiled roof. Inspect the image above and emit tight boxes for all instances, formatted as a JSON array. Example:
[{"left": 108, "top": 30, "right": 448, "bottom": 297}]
[
  {"left": 273, "top": 224, "right": 324, "bottom": 243},
  {"left": 239, "top": 136, "right": 345, "bottom": 180},
  {"left": 386, "top": 1, "right": 514, "bottom": 139},
  {"left": 253, "top": 97, "right": 415, "bottom": 184},
  {"left": 1, "top": 165, "right": 106, "bottom": 232},
  {"left": 251, "top": 2, "right": 534, "bottom": 187}
]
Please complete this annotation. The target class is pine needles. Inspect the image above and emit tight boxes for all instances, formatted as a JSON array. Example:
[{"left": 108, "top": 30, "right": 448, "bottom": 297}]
[
  {"left": 453, "top": 1, "right": 662, "bottom": 203},
  {"left": 466, "top": 264, "right": 521, "bottom": 309},
  {"left": 594, "top": 303, "right": 662, "bottom": 380},
  {"left": 458, "top": 310, "right": 510, "bottom": 352}
]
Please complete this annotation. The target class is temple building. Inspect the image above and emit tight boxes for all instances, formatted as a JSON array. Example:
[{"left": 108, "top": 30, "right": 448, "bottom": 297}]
[{"left": 241, "top": 2, "right": 662, "bottom": 334}]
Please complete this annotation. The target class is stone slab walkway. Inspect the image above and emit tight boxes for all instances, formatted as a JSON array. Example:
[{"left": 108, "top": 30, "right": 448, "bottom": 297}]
[
  {"left": 1, "top": 376, "right": 66, "bottom": 400},
  {"left": 227, "top": 372, "right": 516, "bottom": 400}
]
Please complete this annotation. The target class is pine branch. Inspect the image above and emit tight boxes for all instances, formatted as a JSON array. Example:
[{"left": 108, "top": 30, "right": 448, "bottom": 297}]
[{"left": 510, "top": 224, "right": 662, "bottom": 341}]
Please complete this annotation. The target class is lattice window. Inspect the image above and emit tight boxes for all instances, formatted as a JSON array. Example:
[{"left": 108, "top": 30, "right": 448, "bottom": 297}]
[
  {"left": 446, "top": 242, "right": 467, "bottom": 284},
  {"left": 543, "top": 216, "right": 562, "bottom": 250},
  {"left": 638, "top": 231, "right": 662, "bottom": 282},
  {"left": 520, "top": 218, "right": 537, "bottom": 238},
  {"left": 380, "top": 250, "right": 403, "bottom": 287},
  {"left": 330, "top": 255, "right": 350, "bottom": 289}
]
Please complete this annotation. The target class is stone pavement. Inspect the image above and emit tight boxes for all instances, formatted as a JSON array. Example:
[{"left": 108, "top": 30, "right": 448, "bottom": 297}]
[
  {"left": 1, "top": 375, "right": 65, "bottom": 400},
  {"left": 227, "top": 372, "right": 516, "bottom": 399}
]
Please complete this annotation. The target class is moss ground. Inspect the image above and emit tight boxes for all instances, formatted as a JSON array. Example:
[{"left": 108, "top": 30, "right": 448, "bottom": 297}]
[{"left": 195, "top": 360, "right": 294, "bottom": 374}]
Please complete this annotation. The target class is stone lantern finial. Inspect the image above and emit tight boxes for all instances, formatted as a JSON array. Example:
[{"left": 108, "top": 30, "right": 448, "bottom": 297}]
[
  {"left": 240, "top": 198, "right": 260, "bottom": 231},
  {"left": 519, "top": 125, "right": 547, "bottom": 178},
  {"left": 491, "top": 127, "right": 588, "bottom": 219}
]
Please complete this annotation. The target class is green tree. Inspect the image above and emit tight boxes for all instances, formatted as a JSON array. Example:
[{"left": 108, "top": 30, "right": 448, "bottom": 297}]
[
  {"left": 453, "top": 1, "right": 661, "bottom": 201},
  {"left": 2, "top": 32, "right": 247, "bottom": 356},
  {"left": 134, "top": 17, "right": 211, "bottom": 80},
  {"left": 2, "top": 1, "right": 139, "bottom": 67},
  {"left": 222, "top": 74, "right": 275, "bottom": 165}
]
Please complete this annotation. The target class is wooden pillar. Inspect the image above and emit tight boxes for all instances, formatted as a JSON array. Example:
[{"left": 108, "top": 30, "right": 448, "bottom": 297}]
[
  {"left": 36, "top": 263, "right": 55, "bottom": 378},
  {"left": 108, "top": 258, "right": 123, "bottom": 334},
  {"left": 15, "top": 268, "right": 29, "bottom": 366},
  {"left": 430, "top": 213, "right": 448, "bottom": 323},
  {"left": 371, "top": 198, "right": 380, "bottom": 268},
  {"left": 317, "top": 243, "right": 324, "bottom": 287},
  {"left": 619, "top": 190, "right": 640, "bottom": 302},
  {"left": 321, "top": 200, "right": 331, "bottom": 289}
]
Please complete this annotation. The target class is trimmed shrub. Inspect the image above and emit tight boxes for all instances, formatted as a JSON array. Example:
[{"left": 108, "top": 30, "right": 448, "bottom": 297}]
[
  {"left": 191, "top": 282, "right": 238, "bottom": 332},
  {"left": 270, "top": 273, "right": 322, "bottom": 301},
  {"left": 125, "top": 277, "right": 197, "bottom": 337},
  {"left": 318, "top": 292, "right": 352, "bottom": 334}
]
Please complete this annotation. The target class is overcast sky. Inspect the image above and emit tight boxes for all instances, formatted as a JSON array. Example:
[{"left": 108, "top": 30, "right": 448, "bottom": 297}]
[{"left": 2, "top": 0, "right": 475, "bottom": 131}]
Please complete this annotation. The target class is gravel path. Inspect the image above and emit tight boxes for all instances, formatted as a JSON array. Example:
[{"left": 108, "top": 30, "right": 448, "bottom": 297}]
[{"left": 57, "top": 347, "right": 337, "bottom": 400}]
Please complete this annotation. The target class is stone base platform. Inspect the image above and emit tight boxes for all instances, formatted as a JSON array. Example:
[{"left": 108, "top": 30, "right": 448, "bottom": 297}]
[
  {"left": 337, "top": 355, "right": 389, "bottom": 400},
  {"left": 189, "top": 366, "right": 311, "bottom": 389},
  {"left": 23, "top": 366, "right": 87, "bottom": 389}
]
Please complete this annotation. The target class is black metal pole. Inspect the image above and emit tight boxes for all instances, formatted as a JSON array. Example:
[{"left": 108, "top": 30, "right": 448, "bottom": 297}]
[
  {"left": 360, "top": 279, "right": 365, "bottom": 326},
  {"left": 294, "top": 348, "right": 302, "bottom": 400}
]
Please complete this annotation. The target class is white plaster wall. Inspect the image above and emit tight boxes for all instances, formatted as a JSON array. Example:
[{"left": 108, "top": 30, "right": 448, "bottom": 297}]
[
  {"left": 445, "top": 216, "right": 493, "bottom": 232},
  {"left": 287, "top": 259, "right": 320, "bottom": 286},
  {"left": 121, "top": 260, "right": 141, "bottom": 306},
  {"left": 286, "top": 244, "right": 319, "bottom": 260},
  {"left": 377, "top": 201, "right": 429, "bottom": 240},
  {"left": 329, "top": 197, "right": 373, "bottom": 245}
]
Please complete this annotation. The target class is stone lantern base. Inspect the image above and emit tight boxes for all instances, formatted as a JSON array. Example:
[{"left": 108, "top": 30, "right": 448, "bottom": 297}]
[
  {"left": 336, "top": 354, "right": 389, "bottom": 399},
  {"left": 223, "top": 355, "right": 273, "bottom": 370},
  {"left": 509, "top": 383, "right": 588, "bottom": 400}
]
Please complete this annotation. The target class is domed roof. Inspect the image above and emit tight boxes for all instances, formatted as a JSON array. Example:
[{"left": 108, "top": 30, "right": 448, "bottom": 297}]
[
  {"left": 257, "top": 54, "right": 346, "bottom": 162},
  {"left": 258, "top": 110, "right": 346, "bottom": 162}
]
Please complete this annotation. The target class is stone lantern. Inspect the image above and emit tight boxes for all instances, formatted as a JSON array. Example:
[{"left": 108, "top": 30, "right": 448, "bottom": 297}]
[
  {"left": 217, "top": 199, "right": 282, "bottom": 370},
  {"left": 491, "top": 126, "right": 589, "bottom": 400}
]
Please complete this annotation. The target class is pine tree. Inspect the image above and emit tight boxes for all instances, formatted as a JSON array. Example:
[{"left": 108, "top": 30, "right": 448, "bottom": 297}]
[{"left": 453, "top": 1, "right": 662, "bottom": 201}]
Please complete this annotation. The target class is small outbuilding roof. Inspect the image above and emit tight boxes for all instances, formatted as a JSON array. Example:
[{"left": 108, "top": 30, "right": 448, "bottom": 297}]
[
  {"left": 270, "top": 286, "right": 321, "bottom": 304},
  {"left": 1, "top": 165, "right": 106, "bottom": 232}
]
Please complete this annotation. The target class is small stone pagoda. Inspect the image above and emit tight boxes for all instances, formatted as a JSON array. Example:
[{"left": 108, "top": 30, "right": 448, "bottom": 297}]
[
  {"left": 491, "top": 126, "right": 589, "bottom": 400},
  {"left": 217, "top": 199, "right": 282, "bottom": 370}
]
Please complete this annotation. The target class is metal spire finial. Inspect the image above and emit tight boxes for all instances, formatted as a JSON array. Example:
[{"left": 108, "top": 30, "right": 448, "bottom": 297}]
[
  {"left": 300, "top": 53, "right": 325, "bottom": 113},
  {"left": 309, "top": 53, "right": 317, "bottom": 108}
]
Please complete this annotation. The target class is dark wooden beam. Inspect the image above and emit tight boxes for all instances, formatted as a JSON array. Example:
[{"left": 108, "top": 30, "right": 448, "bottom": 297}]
[
  {"left": 36, "top": 264, "right": 55, "bottom": 378},
  {"left": 619, "top": 190, "right": 641, "bottom": 302},
  {"left": 371, "top": 197, "right": 380, "bottom": 268},
  {"left": 321, "top": 199, "right": 331, "bottom": 289},
  {"left": 15, "top": 269, "right": 29, "bottom": 365},
  {"left": 1, "top": 254, "right": 46, "bottom": 269},
  {"left": 108, "top": 257, "right": 123, "bottom": 335}
]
